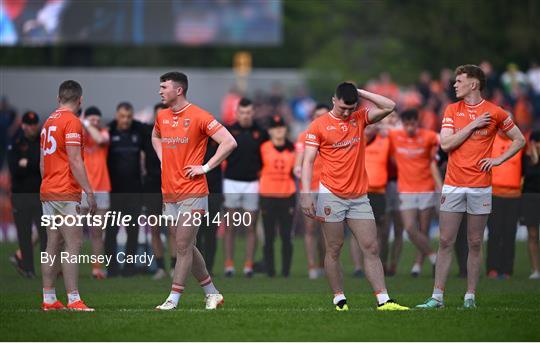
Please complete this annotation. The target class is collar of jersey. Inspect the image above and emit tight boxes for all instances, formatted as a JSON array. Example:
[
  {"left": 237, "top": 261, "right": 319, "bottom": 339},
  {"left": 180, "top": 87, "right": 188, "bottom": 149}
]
[
  {"left": 329, "top": 111, "right": 350, "bottom": 121},
  {"left": 172, "top": 103, "right": 192, "bottom": 115},
  {"left": 464, "top": 99, "right": 485, "bottom": 108}
]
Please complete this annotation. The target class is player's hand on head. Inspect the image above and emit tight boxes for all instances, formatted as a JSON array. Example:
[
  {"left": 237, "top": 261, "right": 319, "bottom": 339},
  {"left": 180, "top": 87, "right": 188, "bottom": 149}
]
[
  {"left": 184, "top": 165, "right": 205, "bottom": 179},
  {"left": 300, "top": 192, "right": 316, "bottom": 218}
]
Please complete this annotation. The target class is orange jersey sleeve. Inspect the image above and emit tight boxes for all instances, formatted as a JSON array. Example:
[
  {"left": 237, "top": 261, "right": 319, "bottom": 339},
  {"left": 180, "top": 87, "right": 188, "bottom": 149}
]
[
  {"left": 297, "top": 130, "right": 322, "bottom": 191},
  {"left": 305, "top": 109, "right": 370, "bottom": 198},
  {"left": 40, "top": 109, "right": 84, "bottom": 201}
]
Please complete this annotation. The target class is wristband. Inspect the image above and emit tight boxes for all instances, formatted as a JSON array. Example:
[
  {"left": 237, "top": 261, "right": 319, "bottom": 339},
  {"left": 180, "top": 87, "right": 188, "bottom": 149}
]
[{"left": 202, "top": 163, "right": 211, "bottom": 174}]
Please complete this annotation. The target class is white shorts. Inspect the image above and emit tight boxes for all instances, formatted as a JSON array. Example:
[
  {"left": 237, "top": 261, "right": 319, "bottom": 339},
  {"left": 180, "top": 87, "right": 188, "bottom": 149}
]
[
  {"left": 385, "top": 181, "right": 400, "bottom": 213},
  {"left": 223, "top": 179, "right": 259, "bottom": 211},
  {"left": 316, "top": 183, "right": 374, "bottom": 222},
  {"left": 42, "top": 201, "right": 80, "bottom": 217},
  {"left": 81, "top": 192, "right": 110, "bottom": 210},
  {"left": 162, "top": 196, "right": 208, "bottom": 226},
  {"left": 399, "top": 192, "right": 437, "bottom": 211},
  {"left": 439, "top": 185, "right": 492, "bottom": 215}
]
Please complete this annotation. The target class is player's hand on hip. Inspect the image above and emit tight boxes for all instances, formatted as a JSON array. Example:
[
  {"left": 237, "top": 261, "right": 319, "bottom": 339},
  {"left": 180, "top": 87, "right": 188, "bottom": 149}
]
[
  {"left": 473, "top": 112, "right": 492, "bottom": 129},
  {"left": 300, "top": 193, "right": 316, "bottom": 218},
  {"left": 184, "top": 165, "right": 205, "bottom": 179},
  {"left": 478, "top": 156, "right": 502, "bottom": 172},
  {"left": 86, "top": 192, "right": 97, "bottom": 216}
]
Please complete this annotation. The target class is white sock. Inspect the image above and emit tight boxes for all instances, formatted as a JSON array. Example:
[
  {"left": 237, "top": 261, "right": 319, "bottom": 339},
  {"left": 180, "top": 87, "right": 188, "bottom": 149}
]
[
  {"left": 67, "top": 290, "right": 81, "bottom": 305},
  {"left": 464, "top": 292, "right": 475, "bottom": 301},
  {"left": 333, "top": 293, "right": 346, "bottom": 305},
  {"left": 199, "top": 276, "right": 219, "bottom": 295},
  {"left": 411, "top": 263, "right": 421, "bottom": 273},
  {"left": 43, "top": 288, "right": 57, "bottom": 304},
  {"left": 375, "top": 290, "right": 390, "bottom": 305},
  {"left": 428, "top": 253, "right": 437, "bottom": 265},
  {"left": 432, "top": 287, "right": 444, "bottom": 302},
  {"left": 167, "top": 284, "right": 184, "bottom": 305}
]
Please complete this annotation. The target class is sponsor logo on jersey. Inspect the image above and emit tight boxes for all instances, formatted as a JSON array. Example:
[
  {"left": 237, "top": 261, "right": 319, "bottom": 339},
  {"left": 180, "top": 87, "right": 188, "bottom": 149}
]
[
  {"left": 162, "top": 136, "right": 189, "bottom": 144},
  {"left": 65, "top": 133, "right": 81, "bottom": 139}
]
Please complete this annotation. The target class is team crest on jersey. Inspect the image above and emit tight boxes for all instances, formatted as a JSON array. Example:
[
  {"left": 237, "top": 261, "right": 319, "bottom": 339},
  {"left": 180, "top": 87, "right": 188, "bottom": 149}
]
[
  {"left": 184, "top": 118, "right": 190, "bottom": 128},
  {"left": 440, "top": 195, "right": 446, "bottom": 205},
  {"left": 350, "top": 119, "right": 357, "bottom": 127},
  {"left": 339, "top": 123, "right": 348, "bottom": 132},
  {"left": 324, "top": 206, "right": 331, "bottom": 216}
]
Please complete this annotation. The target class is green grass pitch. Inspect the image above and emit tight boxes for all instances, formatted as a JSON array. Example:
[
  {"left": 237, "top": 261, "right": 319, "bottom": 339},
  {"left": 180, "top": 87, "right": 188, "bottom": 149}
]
[{"left": 1, "top": 238, "right": 539, "bottom": 341}]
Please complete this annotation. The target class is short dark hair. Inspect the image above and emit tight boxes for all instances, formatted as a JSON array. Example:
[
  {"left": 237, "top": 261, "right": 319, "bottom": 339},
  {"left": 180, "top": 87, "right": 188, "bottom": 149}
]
[
  {"left": 335, "top": 82, "right": 359, "bottom": 105},
  {"left": 455, "top": 64, "right": 486, "bottom": 91},
  {"left": 160, "top": 71, "right": 189, "bottom": 96},
  {"left": 400, "top": 109, "right": 419, "bottom": 121},
  {"left": 58, "top": 80, "right": 82, "bottom": 104},
  {"left": 116, "top": 102, "right": 133, "bottom": 112},
  {"left": 238, "top": 97, "right": 253, "bottom": 108},
  {"left": 85, "top": 106, "right": 102, "bottom": 117},
  {"left": 315, "top": 103, "right": 330, "bottom": 111},
  {"left": 154, "top": 103, "right": 167, "bottom": 114}
]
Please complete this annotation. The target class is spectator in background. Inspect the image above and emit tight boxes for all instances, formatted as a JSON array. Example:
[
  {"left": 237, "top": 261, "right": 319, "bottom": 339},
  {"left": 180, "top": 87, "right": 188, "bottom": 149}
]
[
  {"left": 0, "top": 96, "right": 18, "bottom": 169},
  {"left": 351, "top": 122, "right": 390, "bottom": 277},
  {"left": 527, "top": 62, "right": 540, "bottom": 121},
  {"left": 220, "top": 85, "right": 242, "bottom": 126},
  {"left": 294, "top": 103, "right": 329, "bottom": 279},
  {"left": 486, "top": 123, "right": 525, "bottom": 279},
  {"left": 106, "top": 102, "right": 145, "bottom": 277},
  {"left": 521, "top": 131, "right": 540, "bottom": 280},
  {"left": 196, "top": 138, "right": 223, "bottom": 276},
  {"left": 290, "top": 86, "right": 316, "bottom": 123},
  {"left": 80, "top": 106, "right": 110, "bottom": 280},
  {"left": 260, "top": 115, "right": 296, "bottom": 277},
  {"left": 416, "top": 71, "right": 433, "bottom": 104},
  {"left": 143, "top": 103, "right": 176, "bottom": 280},
  {"left": 479, "top": 61, "right": 500, "bottom": 100},
  {"left": 379, "top": 112, "right": 404, "bottom": 276},
  {"left": 222, "top": 98, "right": 267, "bottom": 277},
  {"left": 501, "top": 63, "right": 528, "bottom": 106},
  {"left": 7, "top": 111, "right": 45, "bottom": 278}
]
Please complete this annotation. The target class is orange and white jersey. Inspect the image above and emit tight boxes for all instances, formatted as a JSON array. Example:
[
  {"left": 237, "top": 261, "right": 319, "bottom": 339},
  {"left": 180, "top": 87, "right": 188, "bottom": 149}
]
[
  {"left": 154, "top": 104, "right": 223, "bottom": 202},
  {"left": 40, "top": 108, "right": 83, "bottom": 201},
  {"left": 83, "top": 128, "right": 111, "bottom": 192},
  {"left": 388, "top": 128, "right": 439, "bottom": 193},
  {"left": 365, "top": 134, "right": 390, "bottom": 193},
  {"left": 442, "top": 99, "right": 515, "bottom": 188},
  {"left": 295, "top": 130, "right": 322, "bottom": 191},
  {"left": 305, "top": 108, "right": 371, "bottom": 198}
]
